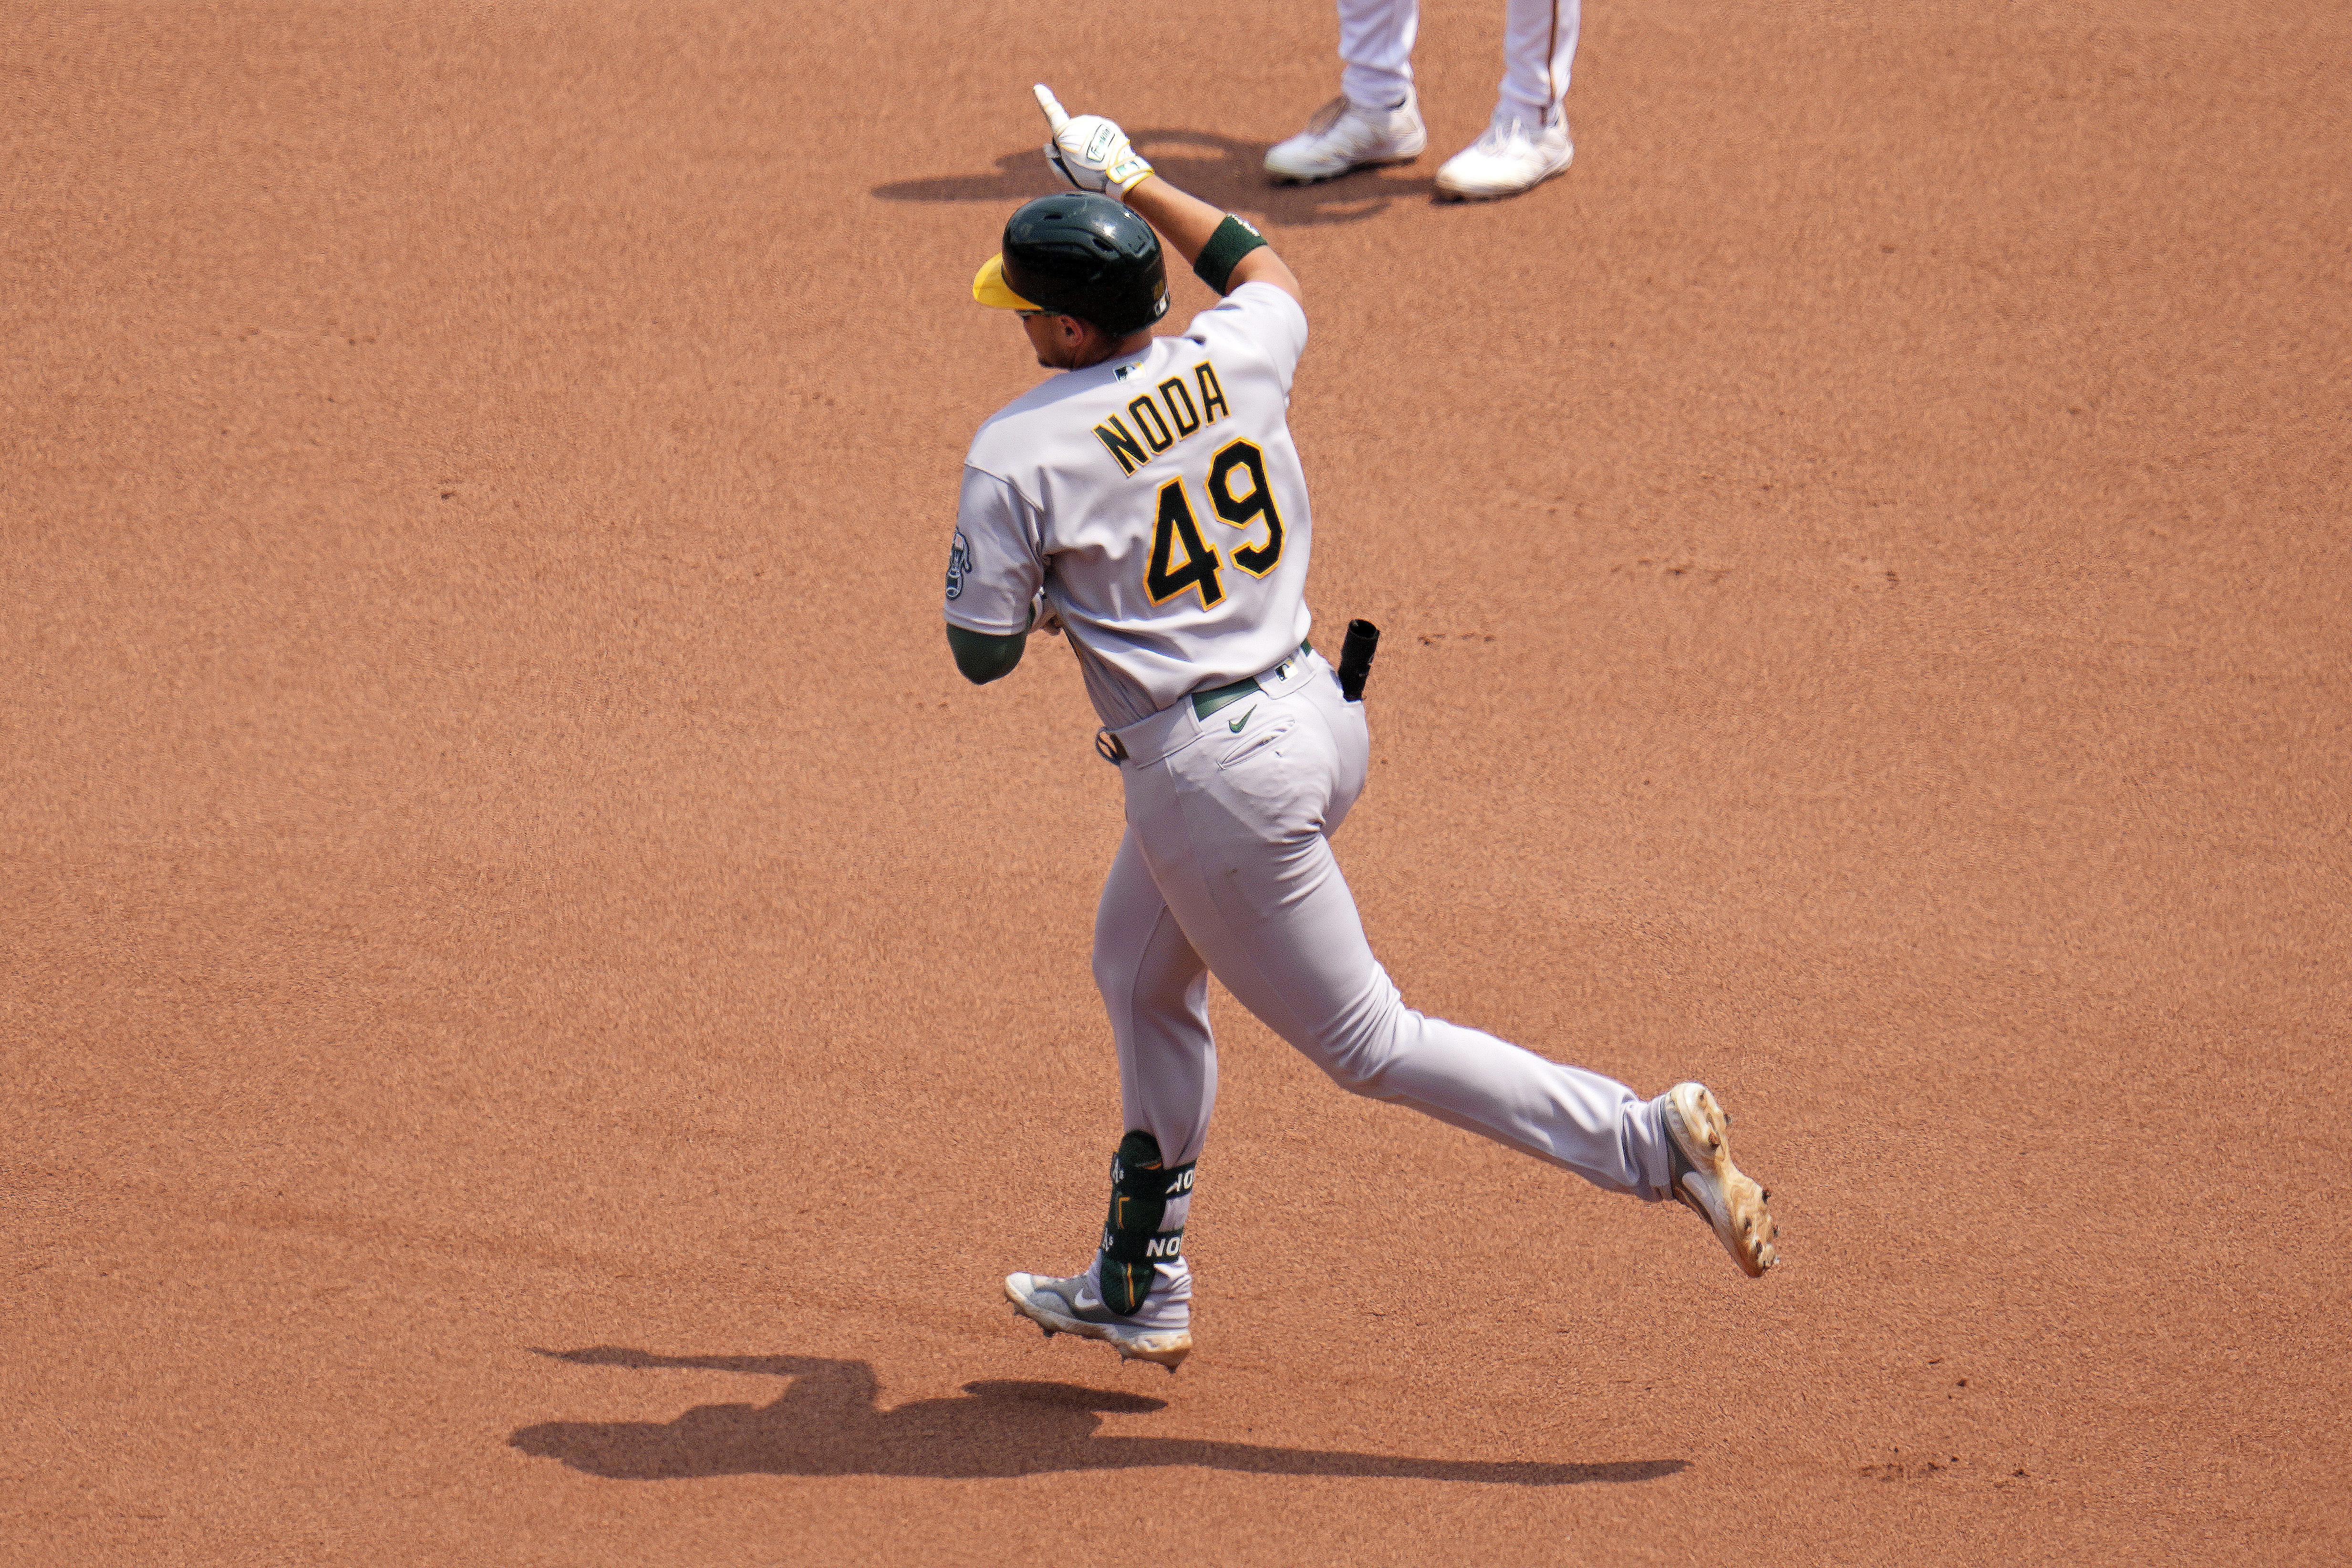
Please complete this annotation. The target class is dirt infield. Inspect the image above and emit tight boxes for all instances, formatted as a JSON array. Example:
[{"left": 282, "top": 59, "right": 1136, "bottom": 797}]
[{"left": 7, "top": 1, "right": 2347, "bottom": 1562}]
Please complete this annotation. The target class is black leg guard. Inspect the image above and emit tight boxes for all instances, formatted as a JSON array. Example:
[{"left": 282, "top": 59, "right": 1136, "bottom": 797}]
[{"left": 1098, "top": 1131, "right": 1195, "bottom": 1315}]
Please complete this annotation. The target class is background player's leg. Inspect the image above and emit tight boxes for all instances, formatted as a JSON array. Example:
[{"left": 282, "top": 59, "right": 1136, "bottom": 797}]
[
  {"left": 1497, "top": 0, "right": 1580, "bottom": 130},
  {"left": 1436, "top": 0, "right": 1577, "bottom": 198},
  {"left": 1093, "top": 825, "right": 1217, "bottom": 1169},
  {"left": 1266, "top": 0, "right": 1428, "bottom": 183},
  {"left": 1127, "top": 675, "right": 1672, "bottom": 1197},
  {"left": 1337, "top": 0, "right": 1420, "bottom": 113}
]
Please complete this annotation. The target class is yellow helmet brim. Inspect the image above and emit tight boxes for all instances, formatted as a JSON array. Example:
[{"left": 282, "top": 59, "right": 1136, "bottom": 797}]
[{"left": 972, "top": 253, "right": 1043, "bottom": 312}]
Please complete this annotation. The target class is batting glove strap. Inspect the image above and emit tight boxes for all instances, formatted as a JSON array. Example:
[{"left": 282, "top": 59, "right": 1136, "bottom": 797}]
[{"left": 1193, "top": 214, "right": 1270, "bottom": 295}]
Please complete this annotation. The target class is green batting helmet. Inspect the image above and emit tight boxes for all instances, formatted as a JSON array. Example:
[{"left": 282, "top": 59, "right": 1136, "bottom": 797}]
[{"left": 989, "top": 193, "right": 1169, "bottom": 335}]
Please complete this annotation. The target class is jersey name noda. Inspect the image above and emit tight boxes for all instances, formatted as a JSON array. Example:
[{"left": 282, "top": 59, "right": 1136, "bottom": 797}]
[{"left": 947, "top": 283, "right": 1316, "bottom": 728}]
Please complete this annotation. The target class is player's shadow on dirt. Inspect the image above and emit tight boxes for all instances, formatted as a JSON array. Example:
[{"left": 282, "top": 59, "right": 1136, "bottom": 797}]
[
  {"left": 872, "top": 131, "right": 1438, "bottom": 226},
  {"left": 512, "top": 1347, "right": 1683, "bottom": 1485}
]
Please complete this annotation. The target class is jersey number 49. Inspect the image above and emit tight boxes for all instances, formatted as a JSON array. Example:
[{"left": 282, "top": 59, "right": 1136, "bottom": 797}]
[{"left": 1146, "top": 438, "right": 1285, "bottom": 609}]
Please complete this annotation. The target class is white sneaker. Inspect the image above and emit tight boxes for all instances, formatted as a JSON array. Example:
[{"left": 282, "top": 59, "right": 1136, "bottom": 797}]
[
  {"left": 1434, "top": 113, "right": 1574, "bottom": 200},
  {"left": 1264, "top": 91, "right": 1428, "bottom": 184}
]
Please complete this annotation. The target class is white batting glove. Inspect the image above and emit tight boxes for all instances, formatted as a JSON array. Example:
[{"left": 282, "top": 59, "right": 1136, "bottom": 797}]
[{"left": 1034, "top": 84, "right": 1154, "bottom": 197}]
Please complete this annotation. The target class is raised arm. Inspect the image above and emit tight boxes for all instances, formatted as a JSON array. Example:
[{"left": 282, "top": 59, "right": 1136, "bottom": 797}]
[
  {"left": 1119, "top": 177, "right": 1300, "bottom": 303},
  {"left": 1034, "top": 85, "right": 1302, "bottom": 305}
]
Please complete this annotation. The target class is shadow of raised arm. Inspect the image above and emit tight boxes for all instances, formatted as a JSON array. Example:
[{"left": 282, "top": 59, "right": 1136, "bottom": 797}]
[{"left": 872, "top": 132, "right": 1438, "bottom": 227}]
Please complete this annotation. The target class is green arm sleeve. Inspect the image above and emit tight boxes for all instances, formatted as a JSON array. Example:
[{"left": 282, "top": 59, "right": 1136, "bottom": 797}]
[{"left": 946, "top": 622, "right": 1026, "bottom": 684}]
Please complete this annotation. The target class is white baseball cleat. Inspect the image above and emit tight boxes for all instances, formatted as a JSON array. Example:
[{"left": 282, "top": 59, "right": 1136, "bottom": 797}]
[
  {"left": 1265, "top": 91, "right": 1428, "bottom": 184},
  {"left": 1434, "top": 114, "right": 1573, "bottom": 201},
  {"left": 1660, "top": 1082, "right": 1781, "bottom": 1277},
  {"left": 1005, "top": 1269, "right": 1193, "bottom": 1372}
]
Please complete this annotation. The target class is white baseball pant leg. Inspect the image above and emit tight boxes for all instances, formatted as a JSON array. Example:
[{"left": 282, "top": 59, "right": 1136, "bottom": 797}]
[
  {"left": 1091, "top": 650, "right": 1670, "bottom": 1196},
  {"left": 1334, "top": 0, "right": 1582, "bottom": 127},
  {"left": 1338, "top": 0, "right": 1419, "bottom": 112},
  {"left": 1498, "top": 0, "right": 1581, "bottom": 129}
]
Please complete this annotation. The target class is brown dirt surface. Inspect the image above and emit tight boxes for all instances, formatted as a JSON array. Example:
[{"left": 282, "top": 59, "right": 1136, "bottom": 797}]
[{"left": 8, "top": 1, "right": 2348, "bottom": 1562}]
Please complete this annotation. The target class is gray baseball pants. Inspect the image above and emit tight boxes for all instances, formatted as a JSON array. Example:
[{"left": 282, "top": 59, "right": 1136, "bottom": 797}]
[{"left": 1092, "top": 646, "right": 1673, "bottom": 1195}]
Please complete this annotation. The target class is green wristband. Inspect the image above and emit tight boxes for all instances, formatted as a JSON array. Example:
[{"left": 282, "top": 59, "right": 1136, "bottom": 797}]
[{"left": 1193, "top": 214, "right": 1270, "bottom": 295}]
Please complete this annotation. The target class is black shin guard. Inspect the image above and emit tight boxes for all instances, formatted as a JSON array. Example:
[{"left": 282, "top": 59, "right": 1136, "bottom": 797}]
[{"left": 1097, "top": 1131, "right": 1194, "bottom": 1315}]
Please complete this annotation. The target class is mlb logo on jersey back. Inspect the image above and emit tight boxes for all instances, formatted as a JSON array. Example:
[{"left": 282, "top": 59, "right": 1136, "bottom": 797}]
[{"left": 1093, "top": 361, "right": 1232, "bottom": 476}]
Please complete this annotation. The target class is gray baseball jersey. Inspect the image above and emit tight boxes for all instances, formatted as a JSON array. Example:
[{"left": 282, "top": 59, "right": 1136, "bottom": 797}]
[{"left": 944, "top": 282, "right": 1315, "bottom": 727}]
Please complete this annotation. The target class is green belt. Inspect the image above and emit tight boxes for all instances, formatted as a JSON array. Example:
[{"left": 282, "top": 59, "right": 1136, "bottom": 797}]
[{"left": 1191, "top": 640, "right": 1313, "bottom": 720}]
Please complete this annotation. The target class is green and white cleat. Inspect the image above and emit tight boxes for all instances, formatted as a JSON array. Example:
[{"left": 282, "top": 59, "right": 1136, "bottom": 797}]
[{"left": 1005, "top": 1271, "right": 1192, "bottom": 1372}]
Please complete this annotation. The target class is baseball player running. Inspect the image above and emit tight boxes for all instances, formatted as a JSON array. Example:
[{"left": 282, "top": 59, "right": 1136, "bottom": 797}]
[
  {"left": 946, "top": 87, "right": 1778, "bottom": 1372},
  {"left": 1264, "top": 0, "right": 1578, "bottom": 199}
]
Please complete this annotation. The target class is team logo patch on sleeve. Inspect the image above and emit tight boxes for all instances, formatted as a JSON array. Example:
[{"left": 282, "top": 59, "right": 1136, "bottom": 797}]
[{"left": 945, "top": 530, "right": 972, "bottom": 600}]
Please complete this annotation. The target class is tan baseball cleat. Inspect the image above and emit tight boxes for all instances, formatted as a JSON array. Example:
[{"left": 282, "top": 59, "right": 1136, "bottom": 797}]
[{"left": 1661, "top": 1082, "right": 1781, "bottom": 1277}]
